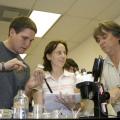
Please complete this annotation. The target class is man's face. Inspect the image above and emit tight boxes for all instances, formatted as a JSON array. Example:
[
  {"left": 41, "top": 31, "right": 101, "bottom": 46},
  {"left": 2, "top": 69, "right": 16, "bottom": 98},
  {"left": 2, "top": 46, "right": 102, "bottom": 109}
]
[
  {"left": 96, "top": 31, "right": 120, "bottom": 54},
  {"left": 9, "top": 28, "right": 35, "bottom": 54}
]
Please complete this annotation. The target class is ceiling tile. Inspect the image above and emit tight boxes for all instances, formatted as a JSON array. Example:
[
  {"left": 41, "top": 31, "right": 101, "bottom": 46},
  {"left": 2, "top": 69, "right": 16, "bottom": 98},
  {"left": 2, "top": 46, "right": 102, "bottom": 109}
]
[
  {"left": 67, "top": 0, "right": 114, "bottom": 18},
  {"left": 96, "top": 0, "right": 120, "bottom": 20},
  {"left": 33, "top": 0, "right": 76, "bottom": 13},
  {"left": 0, "top": 0, "right": 35, "bottom": 9},
  {"left": 44, "top": 15, "right": 90, "bottom": 41}
]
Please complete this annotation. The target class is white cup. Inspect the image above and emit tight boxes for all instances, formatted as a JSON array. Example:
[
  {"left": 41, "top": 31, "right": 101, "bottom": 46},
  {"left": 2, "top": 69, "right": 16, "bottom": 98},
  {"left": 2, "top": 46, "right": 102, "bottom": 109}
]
[
  {"left": 51, "top": 110, "right": 61, "bottom": 118},
  {"left": 41, "top": 112, "right": 51, "bottom": 118},
  {"left": 33, "top": 104, "right": 43, "bottom": 119}
]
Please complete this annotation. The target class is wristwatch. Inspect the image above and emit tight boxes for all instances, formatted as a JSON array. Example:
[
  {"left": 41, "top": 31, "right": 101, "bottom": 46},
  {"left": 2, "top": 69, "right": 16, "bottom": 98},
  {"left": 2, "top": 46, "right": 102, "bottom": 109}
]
[{"left": 1, "top": 62, "right": 5, "bottom": 72}]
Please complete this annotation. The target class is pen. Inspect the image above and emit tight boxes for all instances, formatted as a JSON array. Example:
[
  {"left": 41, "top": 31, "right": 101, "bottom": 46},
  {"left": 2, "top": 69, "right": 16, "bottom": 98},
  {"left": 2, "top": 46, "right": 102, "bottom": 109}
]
[{"left": 44, "top": 78, "right": 53, "bottom": 93}]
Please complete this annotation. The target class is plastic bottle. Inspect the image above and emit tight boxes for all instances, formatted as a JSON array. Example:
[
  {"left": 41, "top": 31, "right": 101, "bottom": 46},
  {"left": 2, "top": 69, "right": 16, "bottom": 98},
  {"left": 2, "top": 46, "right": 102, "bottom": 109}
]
[{"left": 13, "top": 89, "right": 29, "bottom": 119}]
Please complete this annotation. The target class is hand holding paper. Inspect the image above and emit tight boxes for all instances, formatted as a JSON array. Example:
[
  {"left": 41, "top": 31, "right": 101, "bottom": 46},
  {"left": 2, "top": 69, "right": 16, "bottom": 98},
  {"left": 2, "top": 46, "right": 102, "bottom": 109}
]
[{"left": 55, "top": 92, "right": 80, "bottom": 111}]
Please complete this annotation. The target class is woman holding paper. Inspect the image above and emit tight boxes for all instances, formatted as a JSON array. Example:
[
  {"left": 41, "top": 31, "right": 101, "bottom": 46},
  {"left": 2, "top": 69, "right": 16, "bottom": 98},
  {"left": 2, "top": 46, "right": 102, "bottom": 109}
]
[{"left": 32, "top": 40, "right": 82, "bottom": 116}]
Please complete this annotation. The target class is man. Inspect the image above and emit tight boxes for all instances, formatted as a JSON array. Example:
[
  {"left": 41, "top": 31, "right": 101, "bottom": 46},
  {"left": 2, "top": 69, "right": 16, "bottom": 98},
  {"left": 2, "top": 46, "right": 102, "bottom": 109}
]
[
  {"left": 93, "top": 21, "right": 120, "bottom": 115},
  {"left": 0, "top": 16, "right": 43, "bottom": 109}
]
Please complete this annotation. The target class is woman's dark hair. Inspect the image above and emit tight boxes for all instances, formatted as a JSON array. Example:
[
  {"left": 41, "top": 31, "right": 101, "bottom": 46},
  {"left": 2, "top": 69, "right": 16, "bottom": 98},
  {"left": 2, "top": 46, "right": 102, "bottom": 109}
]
[
  {"left": 64, "top": 58, "right": 79, "bottom": 71},
  {"left": 93, "top": 21, "right": 120, "bottom": 44},
  {"left": 9, "top": 16, "right": 37, "bottom": 36},
  {"left": 43, "top": 40, "right": 68, "bottom": 72}
]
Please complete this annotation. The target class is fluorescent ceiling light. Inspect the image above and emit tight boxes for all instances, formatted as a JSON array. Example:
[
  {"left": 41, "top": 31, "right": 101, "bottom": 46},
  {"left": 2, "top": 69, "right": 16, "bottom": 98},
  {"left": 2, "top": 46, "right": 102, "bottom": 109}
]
[
  {"left": 29, "top": 10, "right": 61, "bottom": 38},
  {"left": 19, "top": 53, "right": 27, "bottom": 59}
]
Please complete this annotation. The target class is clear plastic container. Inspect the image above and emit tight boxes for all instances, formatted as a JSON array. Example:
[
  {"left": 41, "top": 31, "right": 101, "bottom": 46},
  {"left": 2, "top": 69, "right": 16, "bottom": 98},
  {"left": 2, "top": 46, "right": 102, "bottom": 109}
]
[{"left": 13, "top": 89, "right": 29, "bottom": 119}]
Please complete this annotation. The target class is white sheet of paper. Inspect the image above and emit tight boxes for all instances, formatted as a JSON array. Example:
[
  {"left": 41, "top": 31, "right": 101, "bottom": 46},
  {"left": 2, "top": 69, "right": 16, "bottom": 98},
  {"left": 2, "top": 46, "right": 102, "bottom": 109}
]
[{"left": 44, "top": 93, "right": 81, "bottom": 112}]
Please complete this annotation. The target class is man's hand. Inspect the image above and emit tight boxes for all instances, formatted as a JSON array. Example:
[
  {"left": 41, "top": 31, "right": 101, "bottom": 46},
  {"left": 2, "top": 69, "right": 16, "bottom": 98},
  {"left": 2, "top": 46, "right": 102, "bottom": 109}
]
[
  {"left": 109, "top": 87, "right": 120, "bottom": 104},
  {"left": 4, "top": 58, "right": 26, "bottom": 71}
]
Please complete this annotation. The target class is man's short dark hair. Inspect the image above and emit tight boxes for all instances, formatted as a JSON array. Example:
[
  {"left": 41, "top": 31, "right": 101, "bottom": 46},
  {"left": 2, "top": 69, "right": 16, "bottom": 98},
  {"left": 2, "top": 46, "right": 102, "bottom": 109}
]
[{"left": 9, "top": 16, "right": 37, "bottom": 36}]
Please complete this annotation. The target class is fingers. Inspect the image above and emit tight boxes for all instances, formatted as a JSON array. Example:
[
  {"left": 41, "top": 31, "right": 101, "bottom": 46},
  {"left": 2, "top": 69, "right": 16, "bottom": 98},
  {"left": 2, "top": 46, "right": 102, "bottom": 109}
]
[
  {"left": 109, "top": 87, "right": 120, "bottom": 104},
  {"left": 13, "top": 63, "right": 26, "bottom": 71},
  {"left": 14, "top": 58, "right": 26, "bottom": 68},
  {"left": 5, "top": 58, "right": 27, "bottom": 71},
  {"left": 33, "top": 67, "right": 45, "bottom": 80},
  {"left": 13, "top": 64, "right": 22, "bottom": 71},
  {"left": 29, "top": 67, "right": 45, "bottom": 89},
  {"left": 27, "top": 66, "right": 45, "bottom": 91}
]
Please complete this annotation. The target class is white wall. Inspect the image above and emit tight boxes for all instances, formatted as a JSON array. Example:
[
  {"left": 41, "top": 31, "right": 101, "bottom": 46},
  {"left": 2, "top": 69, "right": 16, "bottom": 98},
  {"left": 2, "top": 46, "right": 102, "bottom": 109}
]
[
  {"left": 25, "top": 40, "right": 45, "bottom": 73},
  {"left": 68, "top": 37, "right": 106, "bottom": 71}
]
